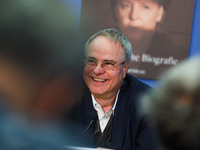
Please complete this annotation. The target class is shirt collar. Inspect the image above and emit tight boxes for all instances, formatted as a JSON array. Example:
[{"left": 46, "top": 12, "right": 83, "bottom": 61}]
[{"left": 91, "top": 89, "right": 120, "bottom": 116}]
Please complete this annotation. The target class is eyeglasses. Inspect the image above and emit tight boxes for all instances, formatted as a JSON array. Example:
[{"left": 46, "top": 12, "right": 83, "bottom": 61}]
[{"left": 85, "top": 58, "right": 128, "bottom": 70}]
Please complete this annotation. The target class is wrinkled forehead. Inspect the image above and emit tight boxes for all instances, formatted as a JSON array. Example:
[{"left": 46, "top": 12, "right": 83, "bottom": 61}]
[{"left": 87, "top": 36, "right": 125, "bottom": 60}]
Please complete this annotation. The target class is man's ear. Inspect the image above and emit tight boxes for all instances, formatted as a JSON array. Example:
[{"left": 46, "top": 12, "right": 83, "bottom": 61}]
[{"left": 123, "top": 61, "right": 130, "bottom": 78}]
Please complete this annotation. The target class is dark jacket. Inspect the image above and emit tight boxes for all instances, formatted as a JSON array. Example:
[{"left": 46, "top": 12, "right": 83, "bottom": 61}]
[{"left": 68, "top": 74, "right": 156, "bottom": 150}]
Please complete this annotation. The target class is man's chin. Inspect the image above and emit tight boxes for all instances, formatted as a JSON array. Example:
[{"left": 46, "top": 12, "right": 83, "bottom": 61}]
[{"left": 90, "top": 90, "right": 106, "bottom": 96}]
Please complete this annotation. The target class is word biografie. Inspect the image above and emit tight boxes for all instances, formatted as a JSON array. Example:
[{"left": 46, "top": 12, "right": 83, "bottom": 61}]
[{"left": 132, "top": 53, "right": 179, "bottom": 66}]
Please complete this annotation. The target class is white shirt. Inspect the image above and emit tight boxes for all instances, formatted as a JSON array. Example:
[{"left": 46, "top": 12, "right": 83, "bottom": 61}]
[{"left": 91, "top": 90, "right": 120, "bottom": 132}]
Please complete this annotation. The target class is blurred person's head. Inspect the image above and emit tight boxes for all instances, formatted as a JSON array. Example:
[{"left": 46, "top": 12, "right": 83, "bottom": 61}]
[
  {"left": 0, "top": 0, "right": 84, "bottom": 120},
  {"left": 84, "top": 28, "right": 132, "bottom": 99},
  {"left": 111, "top": 0, "right": 171, "bottom": 45},
  {"left": 141, "top": 56, "right": 200, "bottom": 150}
]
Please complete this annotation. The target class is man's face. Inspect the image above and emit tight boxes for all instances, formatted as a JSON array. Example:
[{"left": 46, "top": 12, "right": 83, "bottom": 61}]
[
  {"left": 115, "top": 0, "right": 164, "bottom": 42},
  {"left": 83, "top": 36, "right": 129, "bottom": 99}
]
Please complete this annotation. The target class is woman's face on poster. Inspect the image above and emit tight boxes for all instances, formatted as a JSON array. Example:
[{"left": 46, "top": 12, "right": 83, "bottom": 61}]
[{"left": 115, "top": 0, "right": 164, "bottom": 42}]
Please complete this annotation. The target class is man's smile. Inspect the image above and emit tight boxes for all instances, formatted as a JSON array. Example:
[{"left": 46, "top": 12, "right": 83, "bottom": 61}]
[{"left": 92, "top": 77, "right": 108, "bottom": 82}]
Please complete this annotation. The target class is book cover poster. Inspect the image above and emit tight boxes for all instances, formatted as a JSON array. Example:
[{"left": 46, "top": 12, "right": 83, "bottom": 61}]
[{"left": 80, "top": 0, "right": 195, "bottom": 80}]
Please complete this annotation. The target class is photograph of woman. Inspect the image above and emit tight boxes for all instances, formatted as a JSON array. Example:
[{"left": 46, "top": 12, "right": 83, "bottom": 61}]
[{"left": 80, "top": 0, "right": 195, "bottom": 79}]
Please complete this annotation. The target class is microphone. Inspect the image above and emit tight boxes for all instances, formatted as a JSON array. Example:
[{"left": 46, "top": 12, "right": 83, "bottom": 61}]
[
  {"left": 81, "top": 114, "right": 98, "bottom": 135},
  {"left": 67, "top": 114, "right": 98, "bottom": 141}
]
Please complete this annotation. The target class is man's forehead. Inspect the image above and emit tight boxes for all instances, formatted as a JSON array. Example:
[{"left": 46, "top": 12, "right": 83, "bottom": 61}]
[{"left": 90, "top": 36, "right": 122, "bottom": 48}]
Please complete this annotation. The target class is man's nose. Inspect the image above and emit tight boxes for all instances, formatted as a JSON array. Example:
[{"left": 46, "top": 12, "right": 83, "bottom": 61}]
[{"left": 93, "top": 63, "right": 105, "bottom": 74}]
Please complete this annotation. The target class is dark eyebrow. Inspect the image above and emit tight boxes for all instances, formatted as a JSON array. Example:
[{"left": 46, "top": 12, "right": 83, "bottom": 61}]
[
  {"left": 103, "top": 60, "right": 116, "bottom": 63},
  {"left": 86, "top": 58, "right": 117, "bottom": 64}
]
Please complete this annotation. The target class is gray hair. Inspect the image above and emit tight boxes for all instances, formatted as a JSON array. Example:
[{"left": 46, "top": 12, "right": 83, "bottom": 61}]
[
  {"left": 141, "top": 56, "right": 200, "bottom": 150},
  {"left": 85, "top": 28, "right": 132, "bottom": 61}
]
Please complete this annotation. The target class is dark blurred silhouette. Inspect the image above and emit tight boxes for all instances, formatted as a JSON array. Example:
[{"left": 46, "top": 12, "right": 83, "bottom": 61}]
[
  {"left": 141, "top": 56, "right": 200, "bottom": 150},
  {"left": 0, "top": 0, "right": 84, "bottom": 149}
]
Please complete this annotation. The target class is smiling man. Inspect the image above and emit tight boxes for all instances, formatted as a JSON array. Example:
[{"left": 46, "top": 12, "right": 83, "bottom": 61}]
[{"left": 68, "top": 28, "right": 156, "bottom": 150}]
